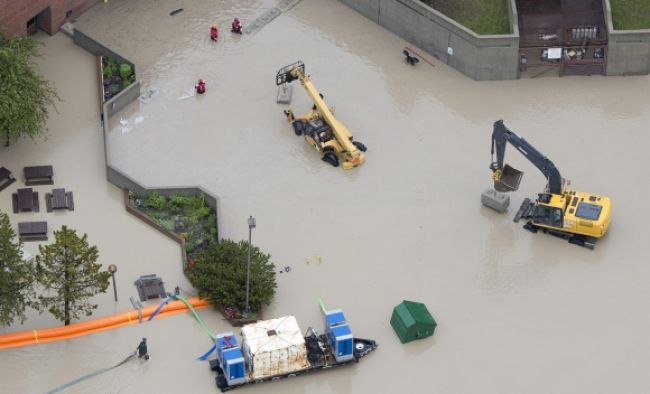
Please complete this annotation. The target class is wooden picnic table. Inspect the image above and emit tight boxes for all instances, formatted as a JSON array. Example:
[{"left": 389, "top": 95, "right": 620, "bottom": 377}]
[
  {"left": 12, "top": 188, "right": 39, "bottom": 213},
  {"left": 0, "top": 166, "right": 16, "bottom": 192},
  {"left": 24, "top": 165, "right": 53, "bottom": 186},
  {"left": 18, "top": 221, "right": 48, "bottom": 241},
  {"left": 46, "top": 188, "right": 75, "bottom": 212}
]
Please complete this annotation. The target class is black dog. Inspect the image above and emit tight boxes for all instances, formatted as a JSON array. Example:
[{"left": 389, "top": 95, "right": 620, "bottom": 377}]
[{"left": 403, "top": 49, "right": 420, "bottom": 66}]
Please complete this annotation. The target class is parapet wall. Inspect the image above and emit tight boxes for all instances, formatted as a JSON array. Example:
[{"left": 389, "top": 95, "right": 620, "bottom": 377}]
[
  {"left": 337, "top": 0, "right": 520, "bottom": 80},
  {"left": 603, "top": 0, "right": 650, "bottom": 76},
  {"left": 68, "top": 27, "right": 222, "bottom": 244}
]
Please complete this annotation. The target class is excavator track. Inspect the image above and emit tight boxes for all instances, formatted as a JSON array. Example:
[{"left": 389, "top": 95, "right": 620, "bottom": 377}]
[
  {"left": 513, "top": 198, "right": 534, "bottom": 223},
  {"left": 514, "top": 198, "right": 597, "bottom": 249}
]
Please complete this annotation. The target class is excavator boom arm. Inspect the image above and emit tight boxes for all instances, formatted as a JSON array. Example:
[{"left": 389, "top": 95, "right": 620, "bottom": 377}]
[{"left": 491, "top": 120, "right": 562, "bottom": 195}]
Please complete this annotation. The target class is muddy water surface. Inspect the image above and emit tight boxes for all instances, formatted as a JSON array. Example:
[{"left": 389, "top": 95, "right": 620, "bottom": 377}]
[{"left": 2, "top": 0, "right": 650, "bottom": 393}]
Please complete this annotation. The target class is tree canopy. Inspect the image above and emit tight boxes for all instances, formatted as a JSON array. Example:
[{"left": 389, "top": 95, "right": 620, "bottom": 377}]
[
  {"left": 0, "top": 210, "right": 35, "bottom": 327},
  {"left": 0, "top": 30, "right": 59, "bottom": 146},
  {"left": 36, "top": 226, "right": 109, "bottom": 325},
  {"left": 189, "top": 239, "right": 277, "bottom": 314}
]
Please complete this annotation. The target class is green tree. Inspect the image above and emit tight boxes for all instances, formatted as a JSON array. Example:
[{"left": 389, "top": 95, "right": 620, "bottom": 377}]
[
  {"left": 0, "top": 210, "right": 35, "bottom": 326},
  {"left": 0, "top": 29, "right": 59, "bottom": 146},
  {"left": 189, "top": 239, "right": 277, "bottom": 313},
  {"left": 35, "top": 226, "right": 110, "bottom": 325}
]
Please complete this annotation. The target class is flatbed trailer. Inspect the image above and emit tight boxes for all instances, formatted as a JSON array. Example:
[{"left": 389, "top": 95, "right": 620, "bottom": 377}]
[{"left": 210, "top": 333, "right": 377, "bottom": 392}]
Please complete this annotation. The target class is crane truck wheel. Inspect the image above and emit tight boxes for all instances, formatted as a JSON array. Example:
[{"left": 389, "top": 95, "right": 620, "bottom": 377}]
[
  {"left": 322, "top": 152, "right": 339, "bottom": 167},
  {"left": 352, "top": 141, "right": 367, "bottom": 152},
  {"left": 291, "top": 120, "right": 304, "bottom": 136}
]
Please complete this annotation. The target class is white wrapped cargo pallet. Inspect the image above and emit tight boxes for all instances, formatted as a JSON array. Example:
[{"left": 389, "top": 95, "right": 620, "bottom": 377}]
[{"left": 241, "top": 316, "right": 309, "bottom": 380}]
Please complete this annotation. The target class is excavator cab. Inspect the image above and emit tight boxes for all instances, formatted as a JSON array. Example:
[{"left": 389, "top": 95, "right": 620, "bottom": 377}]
[{"left": 493, "top": 164, "right": 524, "bottom": 192}]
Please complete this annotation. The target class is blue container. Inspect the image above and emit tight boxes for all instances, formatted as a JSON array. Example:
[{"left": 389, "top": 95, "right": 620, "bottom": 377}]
[
  {"left": 216, "top": 332, "right": 246, "bottom": 385},
  {"left": 324, "top": 309, "right": 354, "bottom": 362}
]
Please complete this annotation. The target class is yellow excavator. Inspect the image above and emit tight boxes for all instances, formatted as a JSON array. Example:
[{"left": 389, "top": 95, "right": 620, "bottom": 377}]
[
  {"left": 276, "top": 61, "right": 366, "bottom": 169},
  {"left": 490, "top": 120, "right": 612, "bottom": 249}
]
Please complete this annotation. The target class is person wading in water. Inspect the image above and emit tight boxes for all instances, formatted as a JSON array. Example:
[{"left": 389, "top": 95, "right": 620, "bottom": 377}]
[{"left": 137, "top": 338, "right": 149, "bottom": 361}]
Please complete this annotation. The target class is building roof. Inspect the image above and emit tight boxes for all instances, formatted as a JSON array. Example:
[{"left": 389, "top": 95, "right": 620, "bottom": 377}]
[
  {"left": 241, "top": 315, "right": 305, "bottom": 355},
  {"left": 394, "top": 300, "right": 436, "bottom": 327}
]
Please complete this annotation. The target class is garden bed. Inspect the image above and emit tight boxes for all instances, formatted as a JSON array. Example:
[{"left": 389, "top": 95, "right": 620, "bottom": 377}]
[
  {"left": 128, "top": 191, "right": 218, "bottom": 263},
  {"left": 422, "top": 0, "right": 510, "bottom": 35},
  {"left": 101, "top": 56, "right": 135, "bottom": 101},
  {"left": 611, "top": 0, "right": 650, "bottom": 30}
]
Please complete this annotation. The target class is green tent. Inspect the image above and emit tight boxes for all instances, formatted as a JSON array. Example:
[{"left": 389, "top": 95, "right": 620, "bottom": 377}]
[{"left": 390, "top": 300, "right": 436, "bottom": 344}]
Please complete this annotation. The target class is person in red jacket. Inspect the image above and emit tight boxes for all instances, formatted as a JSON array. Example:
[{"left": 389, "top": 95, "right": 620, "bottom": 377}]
[
  {"left": 210, "top": 23, "right": 218, "bottom": 41},
  {"left": 195, "top": 79, "right": 206, "bottom": 94},
  {"left": 231, "top": 17, "right": 242, "bottom": 34}
]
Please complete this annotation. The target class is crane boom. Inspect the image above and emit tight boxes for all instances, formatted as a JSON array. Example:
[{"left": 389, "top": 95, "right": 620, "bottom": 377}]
[
  {"left": 291, "top": 68, "right": 358, "bottom": 154},
  {"left": 276, "top": 61, "right": 366, "bottom": 170},
  {"left": 491, "top": 120, "right": 562, "bottom": 194}
]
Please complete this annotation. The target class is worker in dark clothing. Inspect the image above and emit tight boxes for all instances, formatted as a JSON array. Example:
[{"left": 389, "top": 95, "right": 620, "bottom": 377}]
[{"left": 137, "top": 338, "right": 149, "bottom": 360}]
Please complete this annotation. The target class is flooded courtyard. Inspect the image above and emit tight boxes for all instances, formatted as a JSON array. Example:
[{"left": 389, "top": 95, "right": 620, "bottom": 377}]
[{"left": 2, "top": 0, "right": 650, "bottom": 393}]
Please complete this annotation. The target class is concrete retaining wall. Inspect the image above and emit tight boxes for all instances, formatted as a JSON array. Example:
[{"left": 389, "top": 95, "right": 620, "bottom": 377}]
[
  {"left": 74, "top": 30, "right": 141, "bottom": 116},
  {"left": 337, "top": 0, "right": 520, "bottom": 80},
  {"left": 70, "top": 26, "right": 223, "bottom": 250},
  {"left": 603, "top": 0, "right": 650, "bottom": 76}
]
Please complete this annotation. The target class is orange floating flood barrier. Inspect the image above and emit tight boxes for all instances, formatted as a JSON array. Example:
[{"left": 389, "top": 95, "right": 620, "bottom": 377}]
[{"left": 0, "top": 297, "right": 209, "bottom": 350}]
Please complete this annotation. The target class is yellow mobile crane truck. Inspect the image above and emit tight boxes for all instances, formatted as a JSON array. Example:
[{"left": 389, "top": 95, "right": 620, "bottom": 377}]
[
  {"left": 490, "top": 120, "right": 612, "bottom": 249},
  {"left": 276, "top": 61, "right": 366, "bottom": 169}
]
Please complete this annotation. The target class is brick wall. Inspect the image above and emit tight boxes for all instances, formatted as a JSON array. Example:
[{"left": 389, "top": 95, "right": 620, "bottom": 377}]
[{"left": 0, "top": 0, "right": 98, "bottom": 37}]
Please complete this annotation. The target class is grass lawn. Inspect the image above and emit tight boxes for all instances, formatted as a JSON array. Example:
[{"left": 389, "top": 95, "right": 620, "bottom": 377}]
[
  {"left": 422, "top": 0, "right": 510, "bottom": 35},
  {"left": 610, "top": 0, "right": 650, "bottom": 30}
]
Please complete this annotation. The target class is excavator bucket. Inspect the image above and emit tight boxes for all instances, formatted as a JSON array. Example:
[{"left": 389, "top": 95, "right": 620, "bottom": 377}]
[{"left": 494, "top": 164, "right": 523, "bottom": 192}]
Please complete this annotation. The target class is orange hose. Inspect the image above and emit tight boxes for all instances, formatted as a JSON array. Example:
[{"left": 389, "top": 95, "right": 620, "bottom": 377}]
[{"left": 0, "top": 297, "right": 209, "bottom": 350}]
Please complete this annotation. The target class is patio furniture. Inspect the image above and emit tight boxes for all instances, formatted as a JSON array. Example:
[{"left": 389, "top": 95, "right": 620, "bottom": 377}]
[
  {"left": 24, "top": 165, "right": 53, "bottom": 185},
  {"left": 12, "top": 188, "right": 39, "bottom": 213},
  {"left": 18, "top": 221, "right": 48, "bottom": 241},
  {"left": 134, "top": 274, "right": 167, "bottom": 302},
  {"left": 45, "top": 188, "right": 75, "bottom": 212},
  {"left": 0, "top": 167, "right": 16, "bottom": 192}
]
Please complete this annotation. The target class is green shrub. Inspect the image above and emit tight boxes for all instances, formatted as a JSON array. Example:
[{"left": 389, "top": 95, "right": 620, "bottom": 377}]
[
  {"left": 158, "top": 219, "right": 175, "bottom": 232},
  {"left": 188, "top": 239, "right": 276, "bottom": 313},
  {"left": 169, "top": 194, "right": 191, "bottom": 210},
  {"left": 188, "top": 195, "right": 206, "bottom": 211},
  {"left": 145, "top": 192, "right": 166, "bottom": 210},
  {"left": 102, "top": 63, "right": 117, "bottom": 79},
  {"left": 206, "top": 216, "right": 218, "bottom": 239},
  {"left": 207, "top": 215, "right": 216, "bottom": 228},
  {"left": 185, "top": 242, "right": 195, "bottom": 253},
  {"left": 119, "top": 63, "right": 133, "bottom": 81},
  {"left": 187, "top": 215, "right": 199, "bottom": 225},
  {"left": 107, "top": 84, "right": 121, "bottom": 95}
]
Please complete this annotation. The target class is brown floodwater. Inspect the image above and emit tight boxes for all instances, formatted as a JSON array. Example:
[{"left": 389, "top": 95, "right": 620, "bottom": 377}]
[{"left": 2, "top": 0, "right": 650, "bottom": 393}]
